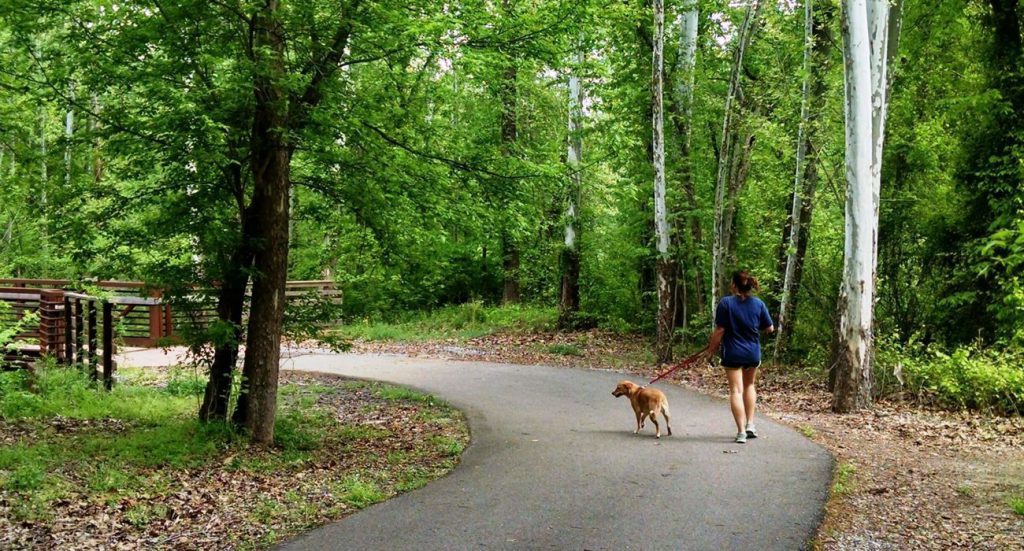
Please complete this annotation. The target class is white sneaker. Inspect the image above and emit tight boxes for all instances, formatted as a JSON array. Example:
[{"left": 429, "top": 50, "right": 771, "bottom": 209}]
[
  {"left": 735, "top": 431, "right": 747, "bottom": 444},
  {"left": 746, "top": 423, "right": 758, "bottom": 439}
]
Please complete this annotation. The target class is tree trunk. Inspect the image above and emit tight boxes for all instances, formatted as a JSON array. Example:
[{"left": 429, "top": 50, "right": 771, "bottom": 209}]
[
  {"left": 668, "top": 0, "right": 704, "bottom": 325},
  {"left": 712, "top": 0, "right": 763, "bottom": 312},
  {"left": 64, "top": 95, "right": 73, "bottom": 188},
  {"left": 500, "top": 0, "right": 520, "bottom": 305},
  {"left": 721, "top": 123, "right": 756, "bottom": 273},
  {"left": 832, "top": 0, "right": 892, "bottom": 413},
  {"left": 559, "top": 46, "right": 584, "bottom": 326},
  {"left": 232, "top": 0, "right": 290, "bottom": 444},
  {"left": 652, "top": 0, "right": 673, "bottom": 363},
  {"left": 200, "top": 160, "right": 254, "bottom": 422}
]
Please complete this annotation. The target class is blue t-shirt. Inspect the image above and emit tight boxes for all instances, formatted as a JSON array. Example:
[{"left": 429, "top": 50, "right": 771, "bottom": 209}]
[{"left": 715, "top": 295, "right": 773, "bottom": 365}]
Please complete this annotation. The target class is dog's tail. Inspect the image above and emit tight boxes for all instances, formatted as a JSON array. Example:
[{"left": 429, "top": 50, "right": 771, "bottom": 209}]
[{"left": 660, "top": 402, "right": 671, "bottom": 418}]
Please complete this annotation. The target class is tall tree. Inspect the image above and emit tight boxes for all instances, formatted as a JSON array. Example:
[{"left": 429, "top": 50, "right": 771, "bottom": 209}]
[
  {"left": 775, "top": 0, "right": 835, "bottom": 360},
  {"left": 832, "top": 0, "right": 895, "bottom": 413},
  {"left": 500, "top": 0, "right": 522, "bottom": 305},
  {"left": 560, "top": 45, "right": 584, "bottom": 325},
  {"left": 668, "top": 0, "right": 703, "bottom": 327},
  {"left": 711, "top": 0, "right": 763, "bottom": 310},
  {"left": 652, "top": 0, "right": 673, "bottom": 362}
]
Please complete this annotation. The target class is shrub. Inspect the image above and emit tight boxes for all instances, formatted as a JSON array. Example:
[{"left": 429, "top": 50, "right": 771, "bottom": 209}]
[{"left": 875, "top": 342, "right": 1024, "bottom": 415}]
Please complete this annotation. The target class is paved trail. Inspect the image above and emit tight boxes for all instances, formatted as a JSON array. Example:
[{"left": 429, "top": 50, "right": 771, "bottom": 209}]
[
  {"left": 121, "top": 349, "right": 833, "bottom": 550},
  {"left": 280, "top": 353, "right": 831, "bottom": 550}
]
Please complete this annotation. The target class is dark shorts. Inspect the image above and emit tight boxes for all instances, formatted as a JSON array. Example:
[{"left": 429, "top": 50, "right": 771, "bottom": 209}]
[{"left": 721, "top": 361, "right": 760, "bottom": 370}]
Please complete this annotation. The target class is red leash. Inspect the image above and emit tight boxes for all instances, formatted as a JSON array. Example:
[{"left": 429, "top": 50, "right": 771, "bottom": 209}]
[{"left": 648, "top": 352, "right": 704, "bottom": 385}]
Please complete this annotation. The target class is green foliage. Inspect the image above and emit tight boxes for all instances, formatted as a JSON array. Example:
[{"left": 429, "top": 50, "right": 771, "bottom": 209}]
[
  {"left": 875, "top": 342, "right": 1024, "bottom": 415},
  {"left": 337, "top": 303, "right": 557, "bottom": 342},
  {"left": 0, "top": 302, "right": 38, "bottom": 361},
  {"left": 164, "top": 366, "right": 206, "bottom": 397},
  {"left": 337, "top": 476, "right": 385, "bottom": 509},
  {"left": 1010, "top": 495, "right": 1024, "bottom": 516},
  {"left": 831, "top": 462, "right": 856, "bottom": 497},
  {"left": 0, "top": 0, "right": 1021, "bottom": 415}
]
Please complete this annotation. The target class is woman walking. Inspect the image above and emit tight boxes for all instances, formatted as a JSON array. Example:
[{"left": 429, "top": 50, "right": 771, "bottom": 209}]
[{"left": 701, "top": 271, "right": 775, "bottom": 443}]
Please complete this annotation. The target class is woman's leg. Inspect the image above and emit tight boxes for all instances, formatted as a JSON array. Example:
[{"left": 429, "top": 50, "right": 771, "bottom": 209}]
[
  {"left": 742, "top": 367, "right": 758, "bottom": 426},
  {"left": 725, "top": 367, "right": 745, "bottom": 434}
]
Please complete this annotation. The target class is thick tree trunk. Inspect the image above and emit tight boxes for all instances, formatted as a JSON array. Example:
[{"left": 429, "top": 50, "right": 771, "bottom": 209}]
[
  {"left": 232, "top": 0, "right": 290, "bottom": 444},
  {"left": 668, "top": 0, "right": 704, "bottom": 325},
  {"left": 832, "top": 0, "right": 892, "bottom": 413},
  {"left": 652, "top": 0, "right": 673, "bottom": 363},
  {"left": 712, "top": 1, "right": 763, "bottom": 311},
  {"left": 559, "top": 47, "right": 584, "bottom": 326}
]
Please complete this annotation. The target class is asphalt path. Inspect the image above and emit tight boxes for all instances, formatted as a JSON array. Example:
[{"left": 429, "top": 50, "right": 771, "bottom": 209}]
[{"left": 267, "top": 352, "right": 833, "bottom": 551}]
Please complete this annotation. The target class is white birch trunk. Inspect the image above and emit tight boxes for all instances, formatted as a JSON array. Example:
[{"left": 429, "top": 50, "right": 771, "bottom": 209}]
[
  {"left": 776, "top": 0, "right": 814, "bottom": 361},
  {"left": 64, "top": 107, "right": 73, "bottom": 188},
  {"left": 672, "top": 0, "right": 699, "bottom": 126},
  {"left": 652, "top": 0, "right": 668, "bottom": 260},
  {"left": 560, "top": 44, "right": 585, "bottom": 321},
  {"left": 565, "top": 49, "right": 583, "bottom": 252},
  {"left": 39, "top": 107, "right": 47, "bottom": 206},
  {"left": 712, "top": 0, "right": 761, "bottom": 314},
  {"left": 833, "top": 0, "right": 890, "bottom": 413},
  {"left": 653, "top": 0, "right": 674, "bottom": 362}
]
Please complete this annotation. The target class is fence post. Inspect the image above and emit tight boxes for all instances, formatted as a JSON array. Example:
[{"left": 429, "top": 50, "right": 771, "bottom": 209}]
[
  {"left": 148, "top": 289, "right": 162, "bottom": 346},
  {"left": 75, "top": 299, "right": 84, "bottom": 365},
  {"left": 64, "top": 295, "right": 74, "bottom": 364},
  {"left": 103, "top": 301, "right": 114, "bottom": 390},
  {"left": 38, "top": 290, "right": 64, "bottom": 361},
  {"left": 88, "top": 300, "right": 98, "bottom": 381}
]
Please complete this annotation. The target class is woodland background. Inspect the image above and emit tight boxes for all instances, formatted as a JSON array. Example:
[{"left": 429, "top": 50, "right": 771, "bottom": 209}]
[{"left": 1, "top": 0, "right": 1023, "bottom": 419}]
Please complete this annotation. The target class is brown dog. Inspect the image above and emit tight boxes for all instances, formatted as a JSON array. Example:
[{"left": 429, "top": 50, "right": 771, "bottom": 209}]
[{"left": 612, "top": 381, "right": 672, "bottom": 438}]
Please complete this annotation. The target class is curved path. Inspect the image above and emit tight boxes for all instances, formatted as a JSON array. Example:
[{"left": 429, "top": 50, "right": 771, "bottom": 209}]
[{"left": 270, "top": 352, "right": 833, "bottom": 551}]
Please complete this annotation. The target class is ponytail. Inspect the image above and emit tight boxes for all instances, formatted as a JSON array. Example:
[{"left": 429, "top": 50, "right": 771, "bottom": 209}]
[{"left": 732, "top": 270, "right": 760, "bottom": 294}]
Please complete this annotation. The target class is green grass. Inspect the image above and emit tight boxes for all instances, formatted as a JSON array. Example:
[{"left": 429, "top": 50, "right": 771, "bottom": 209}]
[
  {"left": 374, "top": 385, "right": 431, "bottom": 402},
  {"left": 831, "top": 462, "right": 856, "bottom": 496},
  {"left": 1010, "top": 495, "right": 1024, "bottom": 516},
  {"left": 335, "top": 303, "right": 557, "bottom": 342},
  {"left": 337, "top": 475, "right": 386, "bottom": 509},
  {"left": 429, "top": 435, "right": 464, "bottom": 457},
  {"left": 798, "top": 425, "right": 816, "bottom": 438}
]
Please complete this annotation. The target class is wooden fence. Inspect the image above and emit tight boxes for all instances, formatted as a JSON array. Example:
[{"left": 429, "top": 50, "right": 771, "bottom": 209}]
[{"left": 0, "top": 279, "right": 341, "bottom": 385}]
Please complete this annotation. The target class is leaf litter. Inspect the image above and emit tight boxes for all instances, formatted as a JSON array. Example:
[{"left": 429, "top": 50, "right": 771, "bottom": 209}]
[{"left": 0, "top": 372, "right": 469, "bottom": 550}]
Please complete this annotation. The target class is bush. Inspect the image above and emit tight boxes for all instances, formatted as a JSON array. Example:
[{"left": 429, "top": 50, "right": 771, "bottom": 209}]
[{"left": 875, "top": 342, "right": 1024, "bottom": 414}]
